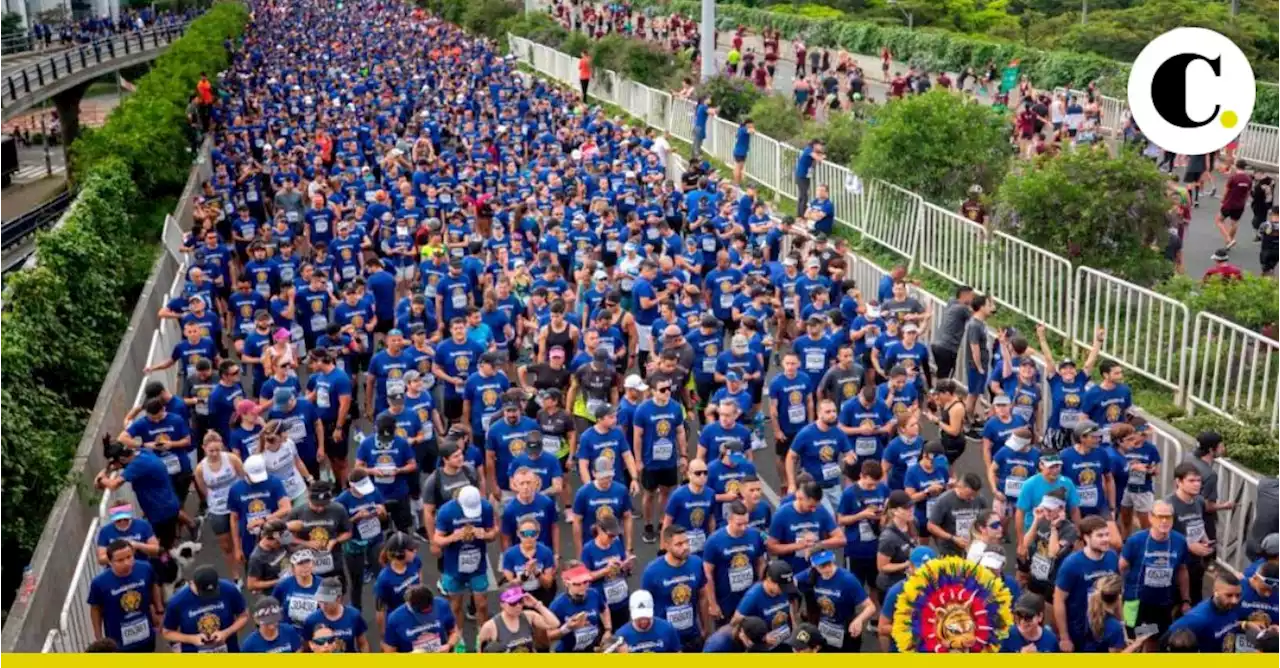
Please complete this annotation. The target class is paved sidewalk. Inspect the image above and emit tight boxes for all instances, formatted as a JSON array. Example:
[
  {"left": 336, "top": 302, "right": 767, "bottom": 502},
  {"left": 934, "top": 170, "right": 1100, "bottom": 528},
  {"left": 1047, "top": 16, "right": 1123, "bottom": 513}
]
[{"left": 1, "top": 175, "right": 68, "bottom": 223}]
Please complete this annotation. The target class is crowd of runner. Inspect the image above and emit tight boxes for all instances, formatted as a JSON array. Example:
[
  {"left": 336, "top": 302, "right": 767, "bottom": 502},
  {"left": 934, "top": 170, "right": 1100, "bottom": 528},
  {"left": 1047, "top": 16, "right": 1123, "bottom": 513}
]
[
  {"left": 81, "top": 0, "right": 1278, "bottom": 655},
  {"left": 15, "top": 7, "right": 200, "bottom": 51}
]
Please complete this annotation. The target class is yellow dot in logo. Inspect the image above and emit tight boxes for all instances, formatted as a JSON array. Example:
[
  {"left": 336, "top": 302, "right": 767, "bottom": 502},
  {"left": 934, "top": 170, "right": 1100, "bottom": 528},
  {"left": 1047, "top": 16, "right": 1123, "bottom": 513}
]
[{"left": 1221, "top": 110, "right": 1238, "bottom": 128}]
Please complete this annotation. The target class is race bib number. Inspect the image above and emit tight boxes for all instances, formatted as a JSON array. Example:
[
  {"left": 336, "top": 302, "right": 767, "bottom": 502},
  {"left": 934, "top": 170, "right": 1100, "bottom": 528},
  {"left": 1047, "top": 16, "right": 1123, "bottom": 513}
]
[
  {"left": 1186, "top": 520, "right": 1206, "bottom": 544},
  {"left": 1003, "top": 476, "right": 1025, "bottom": 498},
  {"left": 855, "top": 438, "right": 877, "bottom": 457},
  {"left": 787, "top": 404, "right": 806, "bottom": 424},
  {"left": 667, "top": 605, "right": 694, "bottom": 630},
  {"left": 1143, "top": 566, "right": 1173, "bottom": 588},
  {"left": 821, "top": 462, "right": 841, "bottom": 482},
  {"left": 574, "top": 624, "right": 599, "bottom": 649},
  {"left": 316, "top": 387, "right": 331, "bottom": 409},
  {"left": 1078, "top": 486, "right": 1099, "bottom": 508},
  {"left": 586, "top": 398, "right": 606, "bottom": 416},
  {"left": 719, "top": 293, "right": 734, "bottom": 310},
  {"left": 606, "top": 240, "right": 619, "bottom": 252},
  {"left": 687, "top": 529, "right": 706, "bottom": 553},
  {"left": 287, "top": 420, "right": 307, "bottom": 443},
  {"left": 805, "top": 351, "right": 824, "bottom": 372},
  {"left": 386, "top": 378, "right": 406, "bottom": 395},
  {"left": 859, "top": 521, "right": 876, "bottom": 543},
  {"left": 954, "top": 515, "right": 975, "bottom": 539},
  {"left": 310, "top": 314, "right": 328, "bottom": 332},
  {"left": 817, "top": 619, "right": 845, "bottom": 648},
  {"left": 652, "top": 440, "right": 674, "bottom": 461},
  {"left": 1030, "top": 553, "right": 1053, "bottom": 581},
  {"left": 728, "top": 566, "right": 753, "bottom": 592},
  {"left": 375, "top": 465, "right": 397, "bottom": 485},
  {"left": 120, "top": 618, "right": 151, "bottom": 646},
  {"left": 1127, "top": 470, "right": 1147, "bottom": 489},
  {"left": 1059, "top": 409, "right": 1082, "bottom": 429},
  {"left": 313, "top": 552, "right": 335, "bottom": 574},
  {"left": 451, "top": 291, "right": 467, "bottom": 310},
  {"left": 357, "top": 516, "right": 382, "bottom": 540},
  {"left": 413, "top": 634, "right": 442, "bottom": 653},
  {"left": 161, "top": 452, "right": 182, "bottom": 475},
  {"left": 314, "top": 219, "right": 328, "bottom": 234},
  {"left": 702, "top": 237, "right": 716, "bottom": 252},
  {"left": 603, "top": 578, "right": 628, "bottom": 604},
  {"left": 458, "top": 546, "right": 482, "bottom": 574},
  {"left": 289, "top": 596, "right": 317, "bottom": 622}
]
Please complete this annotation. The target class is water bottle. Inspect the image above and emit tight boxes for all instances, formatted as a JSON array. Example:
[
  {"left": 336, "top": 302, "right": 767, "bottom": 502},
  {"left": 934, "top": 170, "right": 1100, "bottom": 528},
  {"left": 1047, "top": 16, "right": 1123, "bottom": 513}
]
[{"left": 454, "top": 641, "right": 467, "bottom": 653}]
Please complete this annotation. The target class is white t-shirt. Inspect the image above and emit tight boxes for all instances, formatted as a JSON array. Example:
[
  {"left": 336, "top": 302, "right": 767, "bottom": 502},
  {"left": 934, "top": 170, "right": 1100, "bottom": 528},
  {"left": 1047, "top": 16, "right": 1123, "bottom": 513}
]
[{"left": 651, "top": 136, "right": 671, "bottom": 167}]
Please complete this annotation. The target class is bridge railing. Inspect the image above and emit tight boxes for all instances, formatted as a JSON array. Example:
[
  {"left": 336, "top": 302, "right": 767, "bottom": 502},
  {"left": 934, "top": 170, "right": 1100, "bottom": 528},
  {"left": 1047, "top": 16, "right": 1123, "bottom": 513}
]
[{"left": 2, "top": 22, "right": 190, "bottom": 112}]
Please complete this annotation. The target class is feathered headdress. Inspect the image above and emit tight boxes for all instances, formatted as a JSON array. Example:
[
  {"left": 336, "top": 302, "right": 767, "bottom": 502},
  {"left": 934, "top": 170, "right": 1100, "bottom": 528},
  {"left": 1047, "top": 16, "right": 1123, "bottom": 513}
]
[{"left": 891, "top": 556, "right": 1014, "bottom": 653}]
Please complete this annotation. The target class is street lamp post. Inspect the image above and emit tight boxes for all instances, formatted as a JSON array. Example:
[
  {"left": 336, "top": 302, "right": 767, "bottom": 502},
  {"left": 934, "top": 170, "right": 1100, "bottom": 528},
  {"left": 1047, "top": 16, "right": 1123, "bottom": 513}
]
[{"left": 699, "top": 0, "right": 715, "bottom": 82}]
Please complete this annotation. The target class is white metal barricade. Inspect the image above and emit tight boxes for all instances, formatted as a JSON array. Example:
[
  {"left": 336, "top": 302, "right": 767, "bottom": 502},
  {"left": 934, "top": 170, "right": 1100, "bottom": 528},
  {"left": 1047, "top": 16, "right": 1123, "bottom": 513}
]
[
  {"left": 667, "top": 95, "right": 695, "bottom": 144},
  {"left": 1072, "top": 266, "right": 1189, "bottom": 392},
  {"left": 1186, "top": 311, "right": 1280, "bottom": 429},
  {"left": 777, "top": 143, "right": 801, "bottom": 204},
  {"left": 987, "top": 230, "right": 1075, "bottom": 337},
  {"left": 1238, "top": 124, "right": 1279, "bottom": 170},
  {"left": 918, "top": 202, "right": 986, "bottom": 291},
  {"left": 812, "top": 159, "right": 862, "bottom": 232},
  {"left": 859, "top": 178, "right": 922, "bottom": 261}
]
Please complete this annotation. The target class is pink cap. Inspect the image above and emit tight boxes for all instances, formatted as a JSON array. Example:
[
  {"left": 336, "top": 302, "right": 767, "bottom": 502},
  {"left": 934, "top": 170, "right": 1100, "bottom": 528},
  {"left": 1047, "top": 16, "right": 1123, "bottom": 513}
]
[
  {"left": 273, "top": 328, "right": 291, "bottom": 341},
  {"left": 235, "top": 400, "right": 260, "bottom": 417}
]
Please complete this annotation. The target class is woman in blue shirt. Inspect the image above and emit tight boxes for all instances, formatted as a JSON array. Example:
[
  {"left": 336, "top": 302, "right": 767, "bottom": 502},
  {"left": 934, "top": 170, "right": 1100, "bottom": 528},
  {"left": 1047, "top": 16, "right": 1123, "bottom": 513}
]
[{"left": 1079, "top": 574, "right": 1141, "bottom": 652}]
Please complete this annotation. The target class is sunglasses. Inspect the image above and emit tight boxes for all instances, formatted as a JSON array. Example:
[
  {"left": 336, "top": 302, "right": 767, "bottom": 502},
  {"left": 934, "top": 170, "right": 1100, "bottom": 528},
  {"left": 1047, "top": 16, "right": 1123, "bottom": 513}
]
[
  {"left": 519, "top": 529, "right": 539, "bottom": 538},
  {"left": 655, "top": 386, "right": 672, "bottom": 393},
  {"left": 987, "top": 521, "right": 1002, "bottom": 530},
  {"left": 312, "top": 636, "right": 338, "bottom": 646},
  {"left": 690, "top": 470, "right": 708, "bottom": 477}
]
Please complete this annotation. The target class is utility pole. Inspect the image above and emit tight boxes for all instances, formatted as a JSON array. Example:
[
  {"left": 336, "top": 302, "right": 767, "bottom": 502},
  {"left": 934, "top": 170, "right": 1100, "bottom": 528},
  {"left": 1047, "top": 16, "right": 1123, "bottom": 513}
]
[
  {"left": 1081, "top": 0, "right": 1087, "bottom": 24},
  {"left": 699, "top": 0, "right": 715, "bottom": 82}
]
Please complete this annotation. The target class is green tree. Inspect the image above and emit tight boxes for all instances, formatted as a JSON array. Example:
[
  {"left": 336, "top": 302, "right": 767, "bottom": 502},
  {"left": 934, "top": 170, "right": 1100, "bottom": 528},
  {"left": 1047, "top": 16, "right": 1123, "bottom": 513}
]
[
  {"left": 855, "top": 89, "right": 1009, "bottom": 204},
  {"left": 696, "top": 75, "right": 766, "bottom": 123},
  {"left": 993, "top": 146, "right": 1171, "bottom": 285},
  {"left": 802, "top": 107, "right": 864, "bottom": 164}
]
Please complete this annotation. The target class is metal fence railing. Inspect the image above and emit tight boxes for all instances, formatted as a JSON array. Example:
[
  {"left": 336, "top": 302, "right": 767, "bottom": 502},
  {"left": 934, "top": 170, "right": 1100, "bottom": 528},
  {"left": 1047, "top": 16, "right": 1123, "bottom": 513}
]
[
  {"left": 1072, "top": 266, "right": 1190, "bottom": 393},
  {"left": 988, "top": 230, "right": 1075, "bottom": 338},
  {"left": 1186, "top": 311, "right": 1280, "bottom": 422},
  {"left": 918, "top": 201, "right": 986, "bottom": 290},
  {"left": 858, "top": 178, "right": 920, "bottom": 262}
]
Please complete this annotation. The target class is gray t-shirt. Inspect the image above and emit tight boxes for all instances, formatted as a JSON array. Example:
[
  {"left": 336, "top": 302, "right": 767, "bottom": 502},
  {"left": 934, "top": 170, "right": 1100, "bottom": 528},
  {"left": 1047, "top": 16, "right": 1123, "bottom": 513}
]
[
  {"left": 1167, "top": 492, "right": 1208, "bottom": 543},
  {"left": 819, "top": 365, "right": 861, "bottom": 404},
  {"left": 933, "top": 299, "right": 973, "bottom": 352},
  {"left": 965, "top": 318, "right": 991, "bottom": 371},
  {"left": 1026, "top": 517, "right": 1078, "bottom": 584},
  {"left": 881, "top": 297, "right": 925, "bottom": 321},
  {"left": 247, "top": 543, "right": 289, "bottom": 587},
  {"left": 1248, "top": 476, "right": 1279, "bottom": 560},
  {"left": 424, "top": 465, "right": 479, "bottom": 509},
  {"left": 288, "top": 502, "right": 351, "bottom": 576},
  {"left": 876, "top": 524, "right": 916, "bottom": 590},
  {"left": 274, "top": 189, "right": 305, "bottom": 220},
  {"left": 1184, "top": 454, "right": 1220, "bottom": 539},
  {"left": 928, "top": 490, "right": 991, "bottom": 557}
]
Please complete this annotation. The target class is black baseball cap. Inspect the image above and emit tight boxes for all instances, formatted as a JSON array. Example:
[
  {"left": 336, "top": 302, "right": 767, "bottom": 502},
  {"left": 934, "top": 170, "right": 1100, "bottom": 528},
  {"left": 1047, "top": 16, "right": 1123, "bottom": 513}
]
[
  {"left": 766, "top": 560, "right": 798, "bottom": 595},
  {"left": 192, "top": 565, "right": 220, "bottom": 600},
  {"left": 789, "top": 623, "right": 823, "bottom": 651}
]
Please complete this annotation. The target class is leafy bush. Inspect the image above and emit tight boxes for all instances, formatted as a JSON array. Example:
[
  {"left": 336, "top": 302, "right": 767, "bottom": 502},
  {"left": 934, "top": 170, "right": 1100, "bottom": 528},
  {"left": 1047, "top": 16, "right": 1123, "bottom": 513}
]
[
  {"left": 499, "top": 11, "right": 569, "bottom": 48},
  {"left": 856, "top": 89, "right": 1009, "bottom": 204},
  {"left": 1159, "top": 273, "right": 1280, "bottom": 334},
  {"left": 696, "top": 75, "right": 766, "bottom": 123},
  {"left": 1172, "top": 410, "right": 1278, "bottom": 475},
  {"left": 993, "top": 147, "right": 1171, "bottom": 285},
  {"left": 2, "top": 2, "right": 248, "bottom": 612},
  {"left": 748, "top": 93, "right": 805, "bottom": 141},
  {"left": 769, "top": 3, "right": 847, "bottom": 20},
  {"left": 803, "top": 107, "right": 864, "bottom": 164},
  {"left": 461, "top": 0, "right": 519, "bottom": 39}
]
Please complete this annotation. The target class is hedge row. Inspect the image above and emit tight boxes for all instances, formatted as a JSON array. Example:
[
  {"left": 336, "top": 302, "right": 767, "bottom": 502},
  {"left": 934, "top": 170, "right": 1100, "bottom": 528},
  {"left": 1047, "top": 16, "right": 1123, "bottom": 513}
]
[
  {"left": 0, "top": 1, "right": 249, "bottom": 611},
  {"left": 658, "top": 0, "right": 1279, "bottom": 126}
]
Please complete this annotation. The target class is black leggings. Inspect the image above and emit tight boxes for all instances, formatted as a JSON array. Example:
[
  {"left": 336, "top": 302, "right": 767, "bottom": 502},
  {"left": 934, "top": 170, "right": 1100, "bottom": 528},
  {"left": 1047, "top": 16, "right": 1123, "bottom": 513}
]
[
  {"left": 580, "top": 77, "right": 590, "bottom": 99},
  {"left": 344, "top": 540, "right": 381, "bottom": 611}
]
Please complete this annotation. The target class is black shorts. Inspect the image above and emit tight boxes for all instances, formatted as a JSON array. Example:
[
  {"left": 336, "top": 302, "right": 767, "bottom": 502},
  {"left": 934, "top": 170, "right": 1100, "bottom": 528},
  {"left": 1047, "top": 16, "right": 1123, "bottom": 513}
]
[
  {"left": 846, "top": 555, "right": 879, "bottom": 592},
  {"left": 171, "top": 472, "right": 193, "bottom": 505},
  {"left": 1220, "top": 207, "right": 1245, "bottom": 222},
  {"left": 1128, "top": 598, "right": 1174, "bottom": 636},
  {"left": 153, "top": 515, "right": 180, "bottom": 550},
  {"left": 375, "top": 317, "right": 394, "bottom": 335},
  {"left": 1259, "top": 246, "right": 1280, "bottom": 272},
  {"left": 443, "top": 397, "right": 464, "bottom": 423},
  {"left": 323, "top": 420, "right": 350, "bottom": 460},
  {"left": 1184, "top": 170, "right": 1203, "bottom": 184},
  {"left": 641, "top": 466, "right": 678, "bottom": 491},
  {"left": 774, "top": 430, "right": 794, "bottom": 457}
]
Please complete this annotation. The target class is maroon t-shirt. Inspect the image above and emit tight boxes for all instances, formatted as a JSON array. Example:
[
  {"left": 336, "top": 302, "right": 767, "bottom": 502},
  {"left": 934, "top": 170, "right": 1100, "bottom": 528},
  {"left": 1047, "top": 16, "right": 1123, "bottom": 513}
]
[{"left": 1222, "top": 172, "right": 1253, "bottom": 210}]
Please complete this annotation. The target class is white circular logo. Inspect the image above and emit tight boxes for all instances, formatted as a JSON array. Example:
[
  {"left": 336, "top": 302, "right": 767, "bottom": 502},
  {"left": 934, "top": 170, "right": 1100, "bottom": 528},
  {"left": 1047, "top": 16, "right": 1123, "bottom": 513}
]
[{"left": 1127, "top": 28, "right": 1255, "bottom": 156}]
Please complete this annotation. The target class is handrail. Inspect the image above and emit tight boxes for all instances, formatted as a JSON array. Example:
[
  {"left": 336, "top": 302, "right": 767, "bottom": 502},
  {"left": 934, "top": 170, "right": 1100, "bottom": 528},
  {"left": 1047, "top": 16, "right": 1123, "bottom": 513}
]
[{"left": 1, "top": 189, "right": 75, "bottom": 253}]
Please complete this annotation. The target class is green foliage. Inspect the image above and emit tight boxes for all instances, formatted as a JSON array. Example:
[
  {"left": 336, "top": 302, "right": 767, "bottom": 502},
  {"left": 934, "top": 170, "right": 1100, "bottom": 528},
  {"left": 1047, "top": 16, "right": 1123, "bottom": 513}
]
[
  {"left": 3, "top": 3, "right": 248, "bottom": 612},
  {"left": 803, "top": 107, "right": 865, "bottom": 164},
  {"left": 993, "top": 147, "right": 1171, "bottom": 285},
  {"left": 1159, "top": 274, "right": 1280, "bottom": 333},
  {"left": 768, "top": 3, "right": 847, "bottom": 20},
  {"left": 498, "top": 11, "right": 570, "bottom": 49},
  {"left": 1258, "top": 85, "right": 1278, "bottom": 127},
  {"left": 1172, "top": 410, "right": 1278, "bottom": 475},
  {"left": 856, "top": 89, "right": 1009, "bottom": 204},
  {"left": 460, "top": 0, "right": 519, "bottom": 40},
  {"left": 696, "top": 75, "right": 766, "bottom": 123},
  {"left": 748, "top": 94, "right": 806, "bottom": 140}
]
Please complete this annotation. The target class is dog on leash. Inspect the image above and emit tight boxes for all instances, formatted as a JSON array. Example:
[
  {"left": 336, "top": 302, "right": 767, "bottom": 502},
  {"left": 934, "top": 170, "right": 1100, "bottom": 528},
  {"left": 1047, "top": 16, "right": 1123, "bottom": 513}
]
[{"left": 154, "top": 540, "right": 203, "bottom": 598}]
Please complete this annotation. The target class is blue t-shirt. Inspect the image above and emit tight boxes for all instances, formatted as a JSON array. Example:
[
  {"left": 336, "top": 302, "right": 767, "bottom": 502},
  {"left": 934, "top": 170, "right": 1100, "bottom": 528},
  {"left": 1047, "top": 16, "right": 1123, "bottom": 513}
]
[
  {"left": 272, "top": 574, "right": 322, "bottom": 626},
  {"left": 701, "top": 526, "right": 766, "bottom": 614},
  {"left": 355, "top": 435, "right": 415, "bottom": 501},
  {"left": 632, "top": 399, "right": 686, "bottom": 470},
  {"left": 373, "top": 557, "right": 423, "bottom": 612},
  {"left": 981, "top": 414, "right": 1029, "bottom": 460},
  {"left": 463, "top": 370, "right": 511, "bottom": 436},
  {"left": 1119, "top": 529, "right": 1188, "bottom": 605},
  {"left": 767, "top": 502, "right": 837, "bottom": 572},
  {"left": 838, "top": 397, "right": 892, "bottom": 461},
  {"left": 1016, "top": 474, "right": 1082, "bottom": 530},
  {"left": 87, "top": 561, "right": 157, "bottom": 651},
  {"left": 1054, "top": 549, "right": 1120, "bottom": 643},
  {"left": 162, "top": 579, "right": 247, "bottom": 653},
  {"left": 382, "top": 602, "right": 457, "bottom": 653},
  {"left": 641, "top": 555, "right": 707, "bottom": 640},
  {"left": 122, "top": 450, "right": 182, "bottom": 522},
  {"left": 880, "top": 434, "right": 924, "bottom": 491},
  {"left": 499, "top": 542, "right": 555, "bottom": 582},
  {"left": 736, "top": 581, "right": 793, "bottom": 642},
  {"left": 993, "top": 446, "right": 1041, "bottom": 503},
  {"left": 434, "top": 498, "right": 496, "bottom": 577},
  {"left": 1167, "top": 599, "right": 1247, "bottom": 653},
  {"left": 768, "top": 372, "right": 813, "bottom": 435},
  {"left": 506, "top": 451, "right": 563, "bottom": 493},
  {"left": 548, "top": 588, "right": 608, "bottom": 652},
  {"left": 434, "top": 338, "right": 486, "bottom": 400},
  {"left": 664, "top": 484, "right": 716, "bottom": 551},
  {"left": 1079, "top": 616, "right": 1127, "bottom": 652},
  {"left": 241, "top": 623, "right": 304, "bottom": 653},
  {"left": 615, "top": 617, "right": 681, "bottom": 653},
  {"left": 485, "top": 416, "right": 540, "bottom": 491},
  {"left": 1118, "top": 442, "right": 1161, "bottom": 495},
  {"left": 789, "top": 423, "right": 851, "bottom": 488},
  {"left": 698, "top": 422, "right": 752, "bottom": 463},
  {"left": 1001, "top": 624, "right": 1058, "bottom": 653},
  {"left": 838, "top": 482, "right": 891, "bottom": 559},
  {"left": 580, "top": 536, "right": 630, "bottom": 609},
  {"left": 1061, "top": 445, "right": 1111, "bottom": 515},
  {"left": 794, "top": 565, "right": 868, "bottom": 625},
  {"left": 300, "top": 605, "right": 368, "bottom": 652},
  {"left": 227, "top": 476, "right": 288, "bottom": 553},
  {"left": 126, "top": 412, "right": 195, "bottom": 474},
  {"left": 571, "top": 481, "right": 631, "bottom": 541},
  {"left": 1082, "top": 383, "right": 1132, "bottom": 428},
  {"left": 577, "top": 426, "right": 630, "bottom": 482},
  {"left": 96, "top": 517, "right": 156, "bottom": 552}
]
